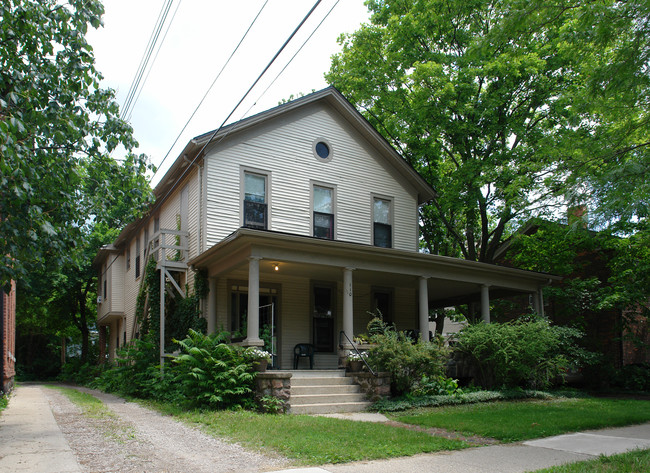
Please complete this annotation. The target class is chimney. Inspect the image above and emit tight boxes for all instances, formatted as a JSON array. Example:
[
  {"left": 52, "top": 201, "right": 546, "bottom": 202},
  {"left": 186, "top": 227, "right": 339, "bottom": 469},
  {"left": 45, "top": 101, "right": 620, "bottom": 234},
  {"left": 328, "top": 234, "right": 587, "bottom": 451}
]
[{"left": 567, "top": 205, "right": 588, "bottom": 229}]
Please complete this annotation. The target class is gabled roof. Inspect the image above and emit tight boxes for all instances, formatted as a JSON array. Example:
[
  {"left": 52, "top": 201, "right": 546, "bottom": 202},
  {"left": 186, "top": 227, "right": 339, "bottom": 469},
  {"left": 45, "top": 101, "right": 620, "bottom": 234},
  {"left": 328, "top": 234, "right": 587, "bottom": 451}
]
[
  {"left": 154, "top": 86, "right": 436, "bottom": 206},
  {"left": 110, "top": 87, "right": 436, "bottom": 252}
]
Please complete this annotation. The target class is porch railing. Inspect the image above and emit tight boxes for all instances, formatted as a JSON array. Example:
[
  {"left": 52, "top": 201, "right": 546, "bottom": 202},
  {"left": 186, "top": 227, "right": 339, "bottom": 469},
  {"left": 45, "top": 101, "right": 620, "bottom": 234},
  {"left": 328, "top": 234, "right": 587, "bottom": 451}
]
[{"left": 339, "top": 331, "right": 377, "bottom": 377}]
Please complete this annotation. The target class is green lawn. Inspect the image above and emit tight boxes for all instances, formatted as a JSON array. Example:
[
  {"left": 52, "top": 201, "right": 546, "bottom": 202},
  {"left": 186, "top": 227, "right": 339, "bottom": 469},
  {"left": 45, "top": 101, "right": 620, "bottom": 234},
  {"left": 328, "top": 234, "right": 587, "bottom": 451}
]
[
  {"left": 391, "top": 398, "right": 650, "bottom": 442},
  {"left": 529, "top": 448, "right": 650, "bottom": 473},
  {"left": 168, "top": 408, "right": 468, "bottom": 465}
]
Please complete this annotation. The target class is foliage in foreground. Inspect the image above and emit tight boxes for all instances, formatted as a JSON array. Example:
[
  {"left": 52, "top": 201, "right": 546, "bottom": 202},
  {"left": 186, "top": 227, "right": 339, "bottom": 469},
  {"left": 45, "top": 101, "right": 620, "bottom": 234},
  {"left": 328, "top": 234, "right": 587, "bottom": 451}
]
[
  {"left": 454, "top": 318, "right": 596, "bottom": 389},
  {"left": 531, "top": 448, "right": 650, "bottom": 473},
  {"left": 367, "top": 328, "right": 449, "bottom": 396},
  {"left": 371, "top": 388, "right": 567, "bottom": 412},
  {"left": 391, "top": 397, "right": 650, "bottom": 442},
  {"left": 0, "top": 393, "right": 7, "bottom": 411},
  {"left": 92, "top": 331, "right": 257, "bottom": 410}
]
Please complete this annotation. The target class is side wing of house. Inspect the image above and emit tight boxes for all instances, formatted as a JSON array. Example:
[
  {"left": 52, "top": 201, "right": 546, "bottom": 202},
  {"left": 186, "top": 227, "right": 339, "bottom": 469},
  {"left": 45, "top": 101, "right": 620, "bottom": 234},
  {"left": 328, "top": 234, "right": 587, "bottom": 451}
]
[{"left": 96, "top": 164, "right": 204, "bottom": 361}]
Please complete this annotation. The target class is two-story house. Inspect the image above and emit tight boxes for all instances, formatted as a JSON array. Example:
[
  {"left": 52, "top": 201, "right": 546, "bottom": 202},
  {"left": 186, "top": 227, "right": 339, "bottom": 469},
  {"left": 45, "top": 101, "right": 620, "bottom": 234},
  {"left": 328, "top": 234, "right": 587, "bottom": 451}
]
[{"left": 95, "top": 87, "right": 557, "bottom": 369}]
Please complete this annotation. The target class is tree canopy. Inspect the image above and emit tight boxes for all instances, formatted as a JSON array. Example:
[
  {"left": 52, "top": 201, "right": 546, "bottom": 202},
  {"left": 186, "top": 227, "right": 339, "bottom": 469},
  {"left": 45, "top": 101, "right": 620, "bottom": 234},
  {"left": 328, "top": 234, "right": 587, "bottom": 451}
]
[
  {"left": 1, "top": 0, "right": 154, "bottom": 368},
  {"left": 327, "top": 0, "right": 650, "bottom": 262},
  {"left": 0, "top": 0, "right": 142, "bottom": 287}
]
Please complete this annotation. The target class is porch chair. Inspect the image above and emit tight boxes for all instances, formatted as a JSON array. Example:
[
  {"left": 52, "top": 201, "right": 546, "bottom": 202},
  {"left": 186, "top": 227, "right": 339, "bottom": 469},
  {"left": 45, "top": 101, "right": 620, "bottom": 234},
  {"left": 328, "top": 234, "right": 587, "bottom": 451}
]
[{"left": 293, "top": 343, "right": 315, "bottom": 369}]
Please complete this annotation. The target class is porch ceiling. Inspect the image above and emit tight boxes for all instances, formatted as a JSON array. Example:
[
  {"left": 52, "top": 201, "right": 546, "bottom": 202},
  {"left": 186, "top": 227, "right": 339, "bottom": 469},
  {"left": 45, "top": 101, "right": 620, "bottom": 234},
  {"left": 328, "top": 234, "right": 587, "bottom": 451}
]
[{"left": 190, "top": 228, "right": 560, "bottom": 304}]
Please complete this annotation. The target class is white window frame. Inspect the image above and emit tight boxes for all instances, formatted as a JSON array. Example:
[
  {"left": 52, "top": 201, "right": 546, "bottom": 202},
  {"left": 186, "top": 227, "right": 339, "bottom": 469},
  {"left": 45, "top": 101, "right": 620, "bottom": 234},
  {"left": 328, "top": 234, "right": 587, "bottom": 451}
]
[
  {"left": 371, "top": 193, "right": 394, "bottom": 248},
  {"left": 310, "top": 181, "right": 337, "bottom": 239},
  {"left": 240, "top": 166, "right": 272, "bottom": 230}
]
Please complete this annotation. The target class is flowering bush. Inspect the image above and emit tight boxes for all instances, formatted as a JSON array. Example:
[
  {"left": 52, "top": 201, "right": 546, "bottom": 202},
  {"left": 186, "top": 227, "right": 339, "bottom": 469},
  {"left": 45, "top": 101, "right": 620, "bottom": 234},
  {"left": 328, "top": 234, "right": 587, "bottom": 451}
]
[
  {"left": 347, "top": 351, "right": 367, "bottom": 361},
  {"left": 244, "top": 347, "right": 272, "bottom": 362}
]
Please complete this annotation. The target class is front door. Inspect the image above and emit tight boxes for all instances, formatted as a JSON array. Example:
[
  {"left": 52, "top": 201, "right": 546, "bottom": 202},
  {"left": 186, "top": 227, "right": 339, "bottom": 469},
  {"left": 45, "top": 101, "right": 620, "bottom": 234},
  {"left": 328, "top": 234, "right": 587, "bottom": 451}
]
[{"left": 312, "top": 285, "right": 334, "bottom": 352}]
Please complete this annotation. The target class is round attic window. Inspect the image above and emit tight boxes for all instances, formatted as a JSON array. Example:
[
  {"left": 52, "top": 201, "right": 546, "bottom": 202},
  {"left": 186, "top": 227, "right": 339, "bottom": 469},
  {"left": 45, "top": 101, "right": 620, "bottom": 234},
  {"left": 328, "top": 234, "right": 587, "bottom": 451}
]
[{"left": 313, "top": 139, "right": 333, "bottom": 162}]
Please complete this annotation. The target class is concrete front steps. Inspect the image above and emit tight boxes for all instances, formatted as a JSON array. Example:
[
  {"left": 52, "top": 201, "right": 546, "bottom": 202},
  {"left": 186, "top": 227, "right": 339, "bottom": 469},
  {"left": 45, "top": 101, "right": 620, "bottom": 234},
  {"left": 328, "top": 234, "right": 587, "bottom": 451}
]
[{"left": 288, "top": 370, "right": 372, "bottom": 414}]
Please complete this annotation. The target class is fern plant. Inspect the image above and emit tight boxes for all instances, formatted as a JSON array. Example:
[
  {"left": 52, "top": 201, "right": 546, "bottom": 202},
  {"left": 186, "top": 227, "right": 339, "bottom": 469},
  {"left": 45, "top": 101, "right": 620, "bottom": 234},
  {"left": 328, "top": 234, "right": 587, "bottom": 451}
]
[{"left": 172, "top": 330, "right": 256, "bottom": 409}]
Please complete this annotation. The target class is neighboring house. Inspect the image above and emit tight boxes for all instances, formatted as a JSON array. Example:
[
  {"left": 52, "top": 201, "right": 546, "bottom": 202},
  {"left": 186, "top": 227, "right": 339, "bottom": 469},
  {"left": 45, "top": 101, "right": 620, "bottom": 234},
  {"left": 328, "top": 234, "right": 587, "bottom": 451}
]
[
  {"left": 95, "top": 87, "right": 558, "bottom": 369},
  {"left": 1, "top": 280, "right": 16, "bottom": 394},
  {"left": 494, "top": 217, "right": 650, "bottom": 369}
]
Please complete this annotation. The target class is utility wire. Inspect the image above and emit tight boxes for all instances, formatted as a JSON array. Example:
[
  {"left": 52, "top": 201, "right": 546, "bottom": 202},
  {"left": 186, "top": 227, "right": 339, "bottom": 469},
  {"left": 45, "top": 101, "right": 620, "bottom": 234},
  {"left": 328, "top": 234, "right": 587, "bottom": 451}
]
[
  {"left": 150, "top": 0, "right": 270, "bottom": 183},
  {"left": 149, "top": 0, "right": 323, "bottom": 217},
  {"left": 241, "top": 0, "right": 340, "bottom": 120},
  {"left": 121, "top": 0, "right": 174, "bottom": 120},
  {"left": 127, "top": 0, "right": 183, "bottom": 122}
]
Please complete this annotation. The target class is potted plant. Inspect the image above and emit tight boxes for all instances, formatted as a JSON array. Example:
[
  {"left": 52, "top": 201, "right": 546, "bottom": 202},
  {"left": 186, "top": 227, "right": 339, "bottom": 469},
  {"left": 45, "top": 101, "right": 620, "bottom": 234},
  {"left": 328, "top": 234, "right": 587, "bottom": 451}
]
[
  {"left": 245, "top": 347, "right": 272, "bottom": 372},
  {"left": 347, "top": 351, "right": 367, "bottom": 372}
]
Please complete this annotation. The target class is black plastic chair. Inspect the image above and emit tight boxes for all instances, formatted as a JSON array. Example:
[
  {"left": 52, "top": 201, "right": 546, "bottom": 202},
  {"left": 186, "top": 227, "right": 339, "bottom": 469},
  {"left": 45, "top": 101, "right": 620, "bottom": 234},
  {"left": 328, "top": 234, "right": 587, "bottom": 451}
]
[{"left": 293, "top": 343, "right": 315, "bottom": 369}]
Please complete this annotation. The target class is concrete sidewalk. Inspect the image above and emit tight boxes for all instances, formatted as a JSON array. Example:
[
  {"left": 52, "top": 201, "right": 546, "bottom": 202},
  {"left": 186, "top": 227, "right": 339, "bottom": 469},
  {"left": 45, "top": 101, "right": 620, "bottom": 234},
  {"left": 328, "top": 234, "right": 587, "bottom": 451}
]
[
  {"left": 0, "top": 385, "right": 81, "bottom": 473},
  {"left": 274, "top": 420, "right": 650, "bottom": 473},
  {"left": 2, "top": 385, "right": 649, "bottom": 473}
]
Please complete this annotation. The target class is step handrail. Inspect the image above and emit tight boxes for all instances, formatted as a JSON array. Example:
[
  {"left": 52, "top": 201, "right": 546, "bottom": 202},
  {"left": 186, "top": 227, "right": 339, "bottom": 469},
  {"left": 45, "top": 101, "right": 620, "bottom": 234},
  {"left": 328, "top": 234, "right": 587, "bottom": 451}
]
[{"left": 339, "top": 330, "right": 377, "bottom": 377}]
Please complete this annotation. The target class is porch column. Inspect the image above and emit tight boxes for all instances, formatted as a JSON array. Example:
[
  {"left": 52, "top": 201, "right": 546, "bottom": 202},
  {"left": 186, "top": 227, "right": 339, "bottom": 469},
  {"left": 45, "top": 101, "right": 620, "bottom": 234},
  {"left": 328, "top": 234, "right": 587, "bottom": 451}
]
[
  {"left": 538, "top": 288, "right": 545, "bottom": 317},
  {"left": 418, "top": 277, "right": 430, "bottom": 342},
  {"left": 480, "top": 284, "right": 490, "bottom": 323},
  {"left": 532, "top": 289, "right": 541, "bottom": 314},
  {"left": 342, "top": 267, "right": 355, "bottom": 347},
  {"left": 245, "top": 257, "right": 263, "bottom": 345},
  {"left": 207, "top": 277, "right": 218, "bottom": 334}
]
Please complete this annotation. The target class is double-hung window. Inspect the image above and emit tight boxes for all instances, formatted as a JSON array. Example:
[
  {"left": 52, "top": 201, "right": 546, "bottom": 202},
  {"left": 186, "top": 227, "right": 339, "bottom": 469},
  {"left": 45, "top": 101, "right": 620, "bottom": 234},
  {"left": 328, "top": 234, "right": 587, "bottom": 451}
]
[
  {"left": 373, "top": 197, "right": 392, "bottom": 248},
  {"left": 243, "top": 172, "right": 267, "bottom": 229},
  {"left": 135, "top": 237, "right": 141, "bottom": 278},
  {"left": 313, "top": 185, "right": 334, "bottom": 239}
]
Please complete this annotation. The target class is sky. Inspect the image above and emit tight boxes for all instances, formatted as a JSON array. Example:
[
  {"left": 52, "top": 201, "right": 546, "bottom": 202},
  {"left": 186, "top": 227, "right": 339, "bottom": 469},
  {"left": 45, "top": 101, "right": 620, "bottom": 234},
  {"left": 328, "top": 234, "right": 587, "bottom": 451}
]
[{"left": 87, "top": 0, "right": 371, "bottom": 186}]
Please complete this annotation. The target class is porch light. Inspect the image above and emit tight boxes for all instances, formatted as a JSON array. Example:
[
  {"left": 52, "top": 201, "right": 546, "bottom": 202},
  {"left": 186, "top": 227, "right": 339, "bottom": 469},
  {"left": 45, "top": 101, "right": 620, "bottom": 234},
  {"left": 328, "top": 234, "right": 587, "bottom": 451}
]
[{"left": 273, "top": 264, "right": 279, "bottom": 271}]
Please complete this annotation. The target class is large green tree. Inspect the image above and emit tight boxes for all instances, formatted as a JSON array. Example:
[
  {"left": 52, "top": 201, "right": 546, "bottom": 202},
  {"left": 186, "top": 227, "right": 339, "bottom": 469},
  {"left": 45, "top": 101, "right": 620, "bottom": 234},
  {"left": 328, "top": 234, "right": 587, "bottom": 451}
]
[
  {"left": 327, "top": 0, "right": 650, "bottom": 262},
  {"left": 0, "top": 0, "right": 137, "bottom": 287}
]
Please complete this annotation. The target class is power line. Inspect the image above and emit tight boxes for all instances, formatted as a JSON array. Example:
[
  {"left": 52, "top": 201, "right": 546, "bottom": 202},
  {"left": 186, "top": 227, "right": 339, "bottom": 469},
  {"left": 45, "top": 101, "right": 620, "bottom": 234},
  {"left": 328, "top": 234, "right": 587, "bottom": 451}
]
[
  {"left": 241, "top": 0, "right": 341, "bottom": 120},
  {"left": 127, "top": 0, "right": 183, "bottom": 122},
  {"left": 150, "top": 0, "right": 270, "bottom": 183},
  {"left": 120, "top": 0, "right": 175, "bottom": 121},
  {"left": 149, "top": 0, "right": 324, "bottom": 219}
]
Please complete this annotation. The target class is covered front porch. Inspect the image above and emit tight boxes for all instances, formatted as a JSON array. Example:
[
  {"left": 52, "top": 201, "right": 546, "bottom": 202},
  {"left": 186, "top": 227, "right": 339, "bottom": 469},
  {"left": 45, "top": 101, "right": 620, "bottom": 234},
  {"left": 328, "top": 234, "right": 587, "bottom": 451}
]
[{"left": 189, "top": 228, "right": 558, "bottom": 370}]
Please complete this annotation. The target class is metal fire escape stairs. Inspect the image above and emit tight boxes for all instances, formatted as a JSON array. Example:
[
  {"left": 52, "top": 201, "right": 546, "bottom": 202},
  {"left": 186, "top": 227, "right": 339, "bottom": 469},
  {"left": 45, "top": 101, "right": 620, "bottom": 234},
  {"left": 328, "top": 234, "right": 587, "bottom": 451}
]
[{"left": 130, "top": 229, "right": 189, "bottom": 369}]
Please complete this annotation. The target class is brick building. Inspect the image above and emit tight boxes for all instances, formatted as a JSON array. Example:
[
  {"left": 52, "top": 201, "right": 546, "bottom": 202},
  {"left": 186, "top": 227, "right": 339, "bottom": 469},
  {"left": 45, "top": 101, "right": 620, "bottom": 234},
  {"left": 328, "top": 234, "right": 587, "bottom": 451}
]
[{"left": 1, "top": 281, "right": 16, "bottom": 394}]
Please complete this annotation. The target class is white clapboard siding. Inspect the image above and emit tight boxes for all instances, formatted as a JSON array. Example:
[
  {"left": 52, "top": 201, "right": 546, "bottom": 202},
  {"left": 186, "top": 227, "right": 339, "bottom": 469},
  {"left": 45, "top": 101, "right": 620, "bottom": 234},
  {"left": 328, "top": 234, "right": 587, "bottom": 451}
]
[
  {"left": 110, "top": 255, "right": 124, "bottom": 313},
  {"left": 204, "top": 102, "right": 419, "bottom": 251}
]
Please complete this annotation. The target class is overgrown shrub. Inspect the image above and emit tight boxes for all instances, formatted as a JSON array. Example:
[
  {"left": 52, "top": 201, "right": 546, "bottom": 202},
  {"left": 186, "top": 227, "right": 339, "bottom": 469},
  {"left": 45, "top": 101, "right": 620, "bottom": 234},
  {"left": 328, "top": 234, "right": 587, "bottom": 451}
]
[
  {"left": 93, "top": 336, "right": 172, "bottom": 400},
  {"left": 454, "top": 319, "right": 593, "bottom": 389},
  {"left": 58, "top": 360, "right": 105, "bottom": 386},
  {"left": 367, "top": 330, "right": 448, "bottom": 396},
  {"left": 611, "top": 363, "right": 650, "bottom": 391},
  {"left": 412, "top": 374, "right": 461, "bottom": 397},
  {"left": 172, "top": 329, "right": 256, "bottom": 409}
]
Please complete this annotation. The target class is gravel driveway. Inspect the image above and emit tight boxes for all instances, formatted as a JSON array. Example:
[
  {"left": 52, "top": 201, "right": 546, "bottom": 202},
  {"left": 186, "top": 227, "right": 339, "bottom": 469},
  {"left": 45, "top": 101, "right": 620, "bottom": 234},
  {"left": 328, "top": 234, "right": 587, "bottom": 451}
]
[{"left": 43, "top": 385, "right": 290, "bottom": 473}]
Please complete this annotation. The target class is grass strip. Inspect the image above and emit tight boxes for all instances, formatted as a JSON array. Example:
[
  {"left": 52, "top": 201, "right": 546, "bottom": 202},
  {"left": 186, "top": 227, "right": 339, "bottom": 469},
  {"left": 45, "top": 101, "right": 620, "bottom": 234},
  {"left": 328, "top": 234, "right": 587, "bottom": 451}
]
[
  {"left": 47, "top": 385, "right": 114, "bottom": 419},
  {"left": 391, "top": 398, "right": 650, "bottom": 442},
  {"left": 46, "top": 385, "right": 135, "bottom": 443},
  {"left": 528, "top": 448, "right": 650, "bottom": 473},
  {"left": 147, "top": 401, "right": 469, "bottom": 465}
]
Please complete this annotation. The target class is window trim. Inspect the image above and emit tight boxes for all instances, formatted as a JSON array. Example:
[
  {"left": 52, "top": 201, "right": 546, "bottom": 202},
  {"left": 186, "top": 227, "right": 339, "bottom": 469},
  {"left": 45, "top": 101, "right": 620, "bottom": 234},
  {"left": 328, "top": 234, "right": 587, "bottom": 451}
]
[
  {"left": 312, "top": 138, "right": 333, "bottom": 163},
  {"left": 371, "top": 194, "right": 394, "bottom": 248},
  {"left": 310, "top": 181, "right": 336, "bottom": 239},
  {"left": 240, "top": 167, "right": 272, "bottom": 230}
]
